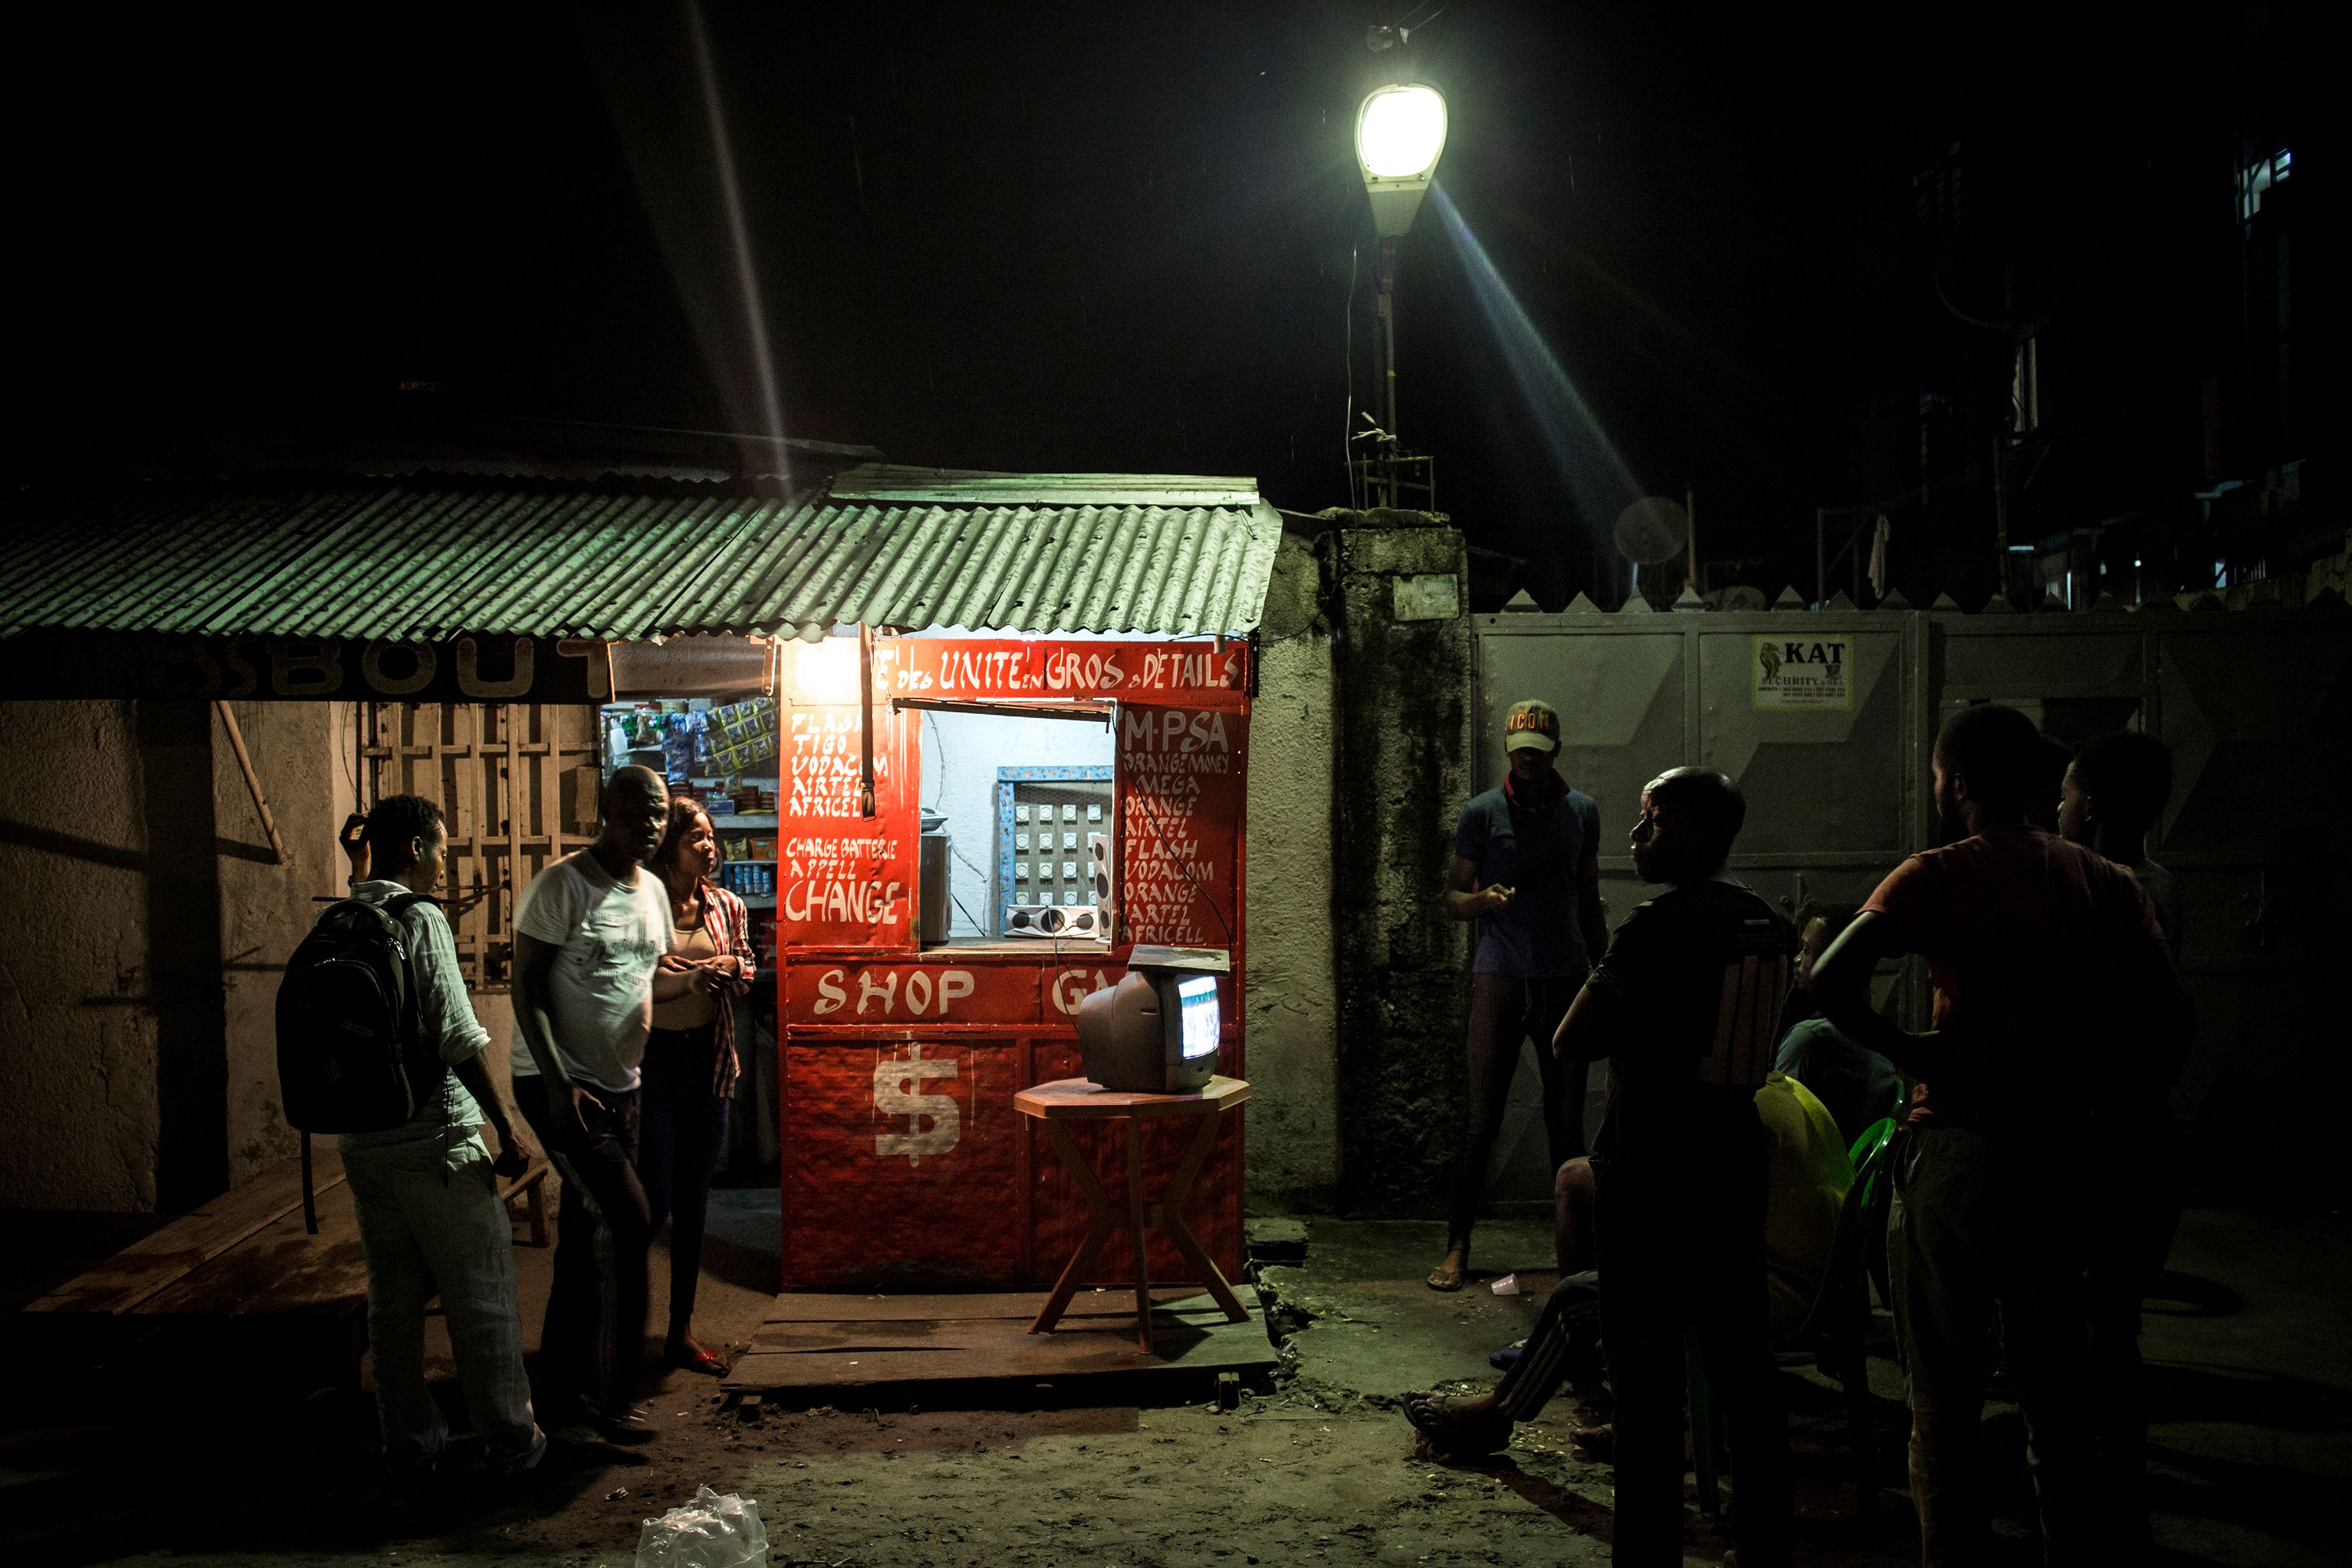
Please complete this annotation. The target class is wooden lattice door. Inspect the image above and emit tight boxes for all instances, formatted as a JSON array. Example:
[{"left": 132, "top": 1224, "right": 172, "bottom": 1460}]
[{"left": 362, "top": 702, "right": 602, "bottom": 988}]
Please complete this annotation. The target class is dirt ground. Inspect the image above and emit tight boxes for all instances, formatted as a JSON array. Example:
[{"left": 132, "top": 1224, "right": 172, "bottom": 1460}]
[{"left": 1, "top": 1198, "right": 2344, "bottom": 1567}]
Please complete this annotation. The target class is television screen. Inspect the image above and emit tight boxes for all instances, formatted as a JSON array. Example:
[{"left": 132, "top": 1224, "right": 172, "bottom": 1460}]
[{"left": 1176, "top": 975, "right": 1219, "bottom": 1061}]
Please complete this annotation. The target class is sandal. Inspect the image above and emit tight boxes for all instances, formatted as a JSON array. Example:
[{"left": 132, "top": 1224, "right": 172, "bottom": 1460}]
[
  {"left": 1427, "top": 1253, "right": 1467, "bottom": 1292},
  {"left": 666, "top": 1339, "right": 728, "bottom": 1377},
  {"left": 1402, "top": 1391, "right": 1511, "bottom": 1460}
]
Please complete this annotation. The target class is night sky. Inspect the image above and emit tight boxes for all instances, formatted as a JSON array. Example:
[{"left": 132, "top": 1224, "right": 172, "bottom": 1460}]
[{"left": 8, "top": 4, "right": 2192, "bottom": 600}]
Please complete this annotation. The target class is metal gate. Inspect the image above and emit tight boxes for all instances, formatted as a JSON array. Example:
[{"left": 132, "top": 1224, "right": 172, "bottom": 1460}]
[{"left": 1475, "top": 602, "right": 2351, "bottom": 1196}]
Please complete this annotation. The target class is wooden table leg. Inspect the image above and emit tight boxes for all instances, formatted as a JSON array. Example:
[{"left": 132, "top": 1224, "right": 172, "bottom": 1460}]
[
  {"left": 523, "top": 1173, "right": 548, "bottom": 1247},
  {"left": 1156, "top": 1107, "right": 1249, "bottom": 1322},
  {"left": 1124, "top": 1119, "right": 1153, "bottom": 1354},
  {"left": 1030, "top": 1120, "right": 1117, "bottom": 1336}
]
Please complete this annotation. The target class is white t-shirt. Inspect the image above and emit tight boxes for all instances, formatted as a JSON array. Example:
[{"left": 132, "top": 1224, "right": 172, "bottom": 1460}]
[{"left": 510, "top": 850, "right": 673, "bottom": 1093}]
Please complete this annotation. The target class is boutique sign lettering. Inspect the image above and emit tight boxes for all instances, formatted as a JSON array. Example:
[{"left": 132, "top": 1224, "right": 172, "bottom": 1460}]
[{"left": 1, "top": 630, "right": 612, "bottom": 703}]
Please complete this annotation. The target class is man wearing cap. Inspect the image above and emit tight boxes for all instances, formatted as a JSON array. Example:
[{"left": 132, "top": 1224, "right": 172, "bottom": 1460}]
[{"left": 1431, "top": 698, "right": 1608, "bottom": 1291}]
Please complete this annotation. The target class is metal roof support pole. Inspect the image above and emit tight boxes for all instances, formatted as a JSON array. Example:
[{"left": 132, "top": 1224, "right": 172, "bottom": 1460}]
[
  {"left": 1816, "top": 508, "right": 1828, "bottom": 612},
  {"left": 857, "top": 623, "right": 877, "bottom": 819},
  {"left": 213, "top": 700, "right": 286, "bottom": 864}
]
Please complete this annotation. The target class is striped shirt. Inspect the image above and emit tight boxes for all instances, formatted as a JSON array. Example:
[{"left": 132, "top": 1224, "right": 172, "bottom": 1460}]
[
  {"left": 1587, "top": 875, "right": 1799, "bottom": 1168},
  {"left": 692, "top": 878, "right": 757, "bottom": 1099}
]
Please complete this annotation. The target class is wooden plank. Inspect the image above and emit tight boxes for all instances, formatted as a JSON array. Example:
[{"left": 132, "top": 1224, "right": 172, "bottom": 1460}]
[
  {"left": 23, "top": 1143, "right": 348, "bottom": 1316},
  {"left": 505, "top": 704, "right": 525, "bottom": 970},
  {"left": 747, "top": 1302, "right": 1239, "bottom": 1357},
  {"left": 760, "top": 1288, "right": 1206, "bottom": 1326},
  {"left": 724, "top": 1307, "right": 1275, "bottom": 1396},
  {"left": 135, "top": 1177, "right": 367, "bottom": 1318}
]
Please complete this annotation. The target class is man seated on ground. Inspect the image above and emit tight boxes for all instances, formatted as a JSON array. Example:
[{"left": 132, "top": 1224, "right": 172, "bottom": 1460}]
[
  {"left": 1773, "top": 906, "right": 1907, "bottom": 1147},
  {"left": 1507, "top": 1071, "right": 1852, "bottom": 1462},
  {"left": 1409, "top": 768, "right": 1799, "bottom": 1568},
  {"left": 338, "top": 794, "right": 544, "bottom": 1478}
]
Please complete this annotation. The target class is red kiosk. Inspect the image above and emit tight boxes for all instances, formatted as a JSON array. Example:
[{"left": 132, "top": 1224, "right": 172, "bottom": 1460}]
[{"left": 774, "top": 631, "right": 1250, "bottom": 1294}]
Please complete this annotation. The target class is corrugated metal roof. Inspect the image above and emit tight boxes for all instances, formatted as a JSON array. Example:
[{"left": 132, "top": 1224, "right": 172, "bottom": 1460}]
[
  {"left": 828, "top": 465, "right": 1261, "bottom": 508},
  {"left": 0, "top": 472, "right": 1282, "bottom": 642}
]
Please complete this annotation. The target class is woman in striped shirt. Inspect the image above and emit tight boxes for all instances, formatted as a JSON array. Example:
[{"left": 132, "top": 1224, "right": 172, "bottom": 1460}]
[{"left": 640, "top": 796, "right": 757, "bottom": 1375}]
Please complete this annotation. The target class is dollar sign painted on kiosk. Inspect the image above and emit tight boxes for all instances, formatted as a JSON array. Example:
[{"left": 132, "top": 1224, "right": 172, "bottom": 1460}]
[{"left": 873, "top": 1043, "right": 960, "bottom": 1166}]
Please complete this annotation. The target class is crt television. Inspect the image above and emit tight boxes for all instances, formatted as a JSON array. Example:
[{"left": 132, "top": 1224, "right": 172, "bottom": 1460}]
[{"left": 1073, "top": 945, "right": 1228, "bottom": 1093}]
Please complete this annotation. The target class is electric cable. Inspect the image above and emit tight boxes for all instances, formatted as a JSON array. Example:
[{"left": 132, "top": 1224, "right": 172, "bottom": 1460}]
[{"left": 1345, "top": 243, "right": 1360, "bottom": 511}]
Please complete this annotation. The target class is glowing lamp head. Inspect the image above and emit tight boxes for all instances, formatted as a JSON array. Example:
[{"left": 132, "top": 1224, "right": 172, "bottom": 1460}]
[
  {"left": 789, "top": 634, "right": 862, "bottom": 705},
  {"left": 1357, "top": 84, "right": 1447, "bottom": 179},
  {"left": 1356, "top": 84, "right": 1447, "bottom": 236}
]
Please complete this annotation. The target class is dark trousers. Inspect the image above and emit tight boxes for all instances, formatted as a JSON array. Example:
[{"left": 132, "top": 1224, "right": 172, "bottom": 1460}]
[
  {"left": 1449, "top": 972, "right": 1585, "bottom": 1252},
  {"left": 514, "top": 1073, "right": 650, "bottom": 1416},
  {"left": 2086, "top": 1119, "right": 2188, "bottom": 1558},
  {"left": 1595, "top": 1137, "right": 1794, "bottom": 1568},
  {"left": 1495, "top": 1268, "right": 1606, "bottom": 1421},
  {"left": 637, "top": 1024, "right": 730, "bottom": 1335},
  {"left": 1890, "top": 1127, "right": 2096, "bottom": 1567}
]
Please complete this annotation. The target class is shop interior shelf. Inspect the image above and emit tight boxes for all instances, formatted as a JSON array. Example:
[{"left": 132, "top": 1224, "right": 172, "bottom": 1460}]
[
  {"left": 711, "top": 812, "right": 779, "bottom": 828},
  {"left": 740, "top": 895, "right": 777, "bottom": 910}
]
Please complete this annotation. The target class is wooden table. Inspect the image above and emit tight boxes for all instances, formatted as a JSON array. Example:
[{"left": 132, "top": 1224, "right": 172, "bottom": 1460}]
[{"left": 1015, "top": 1075, "right": 1250, "bottom": 1354}]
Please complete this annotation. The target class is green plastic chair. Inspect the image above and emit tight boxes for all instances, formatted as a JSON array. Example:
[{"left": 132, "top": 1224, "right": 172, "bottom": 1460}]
[{"left": 1689, "top": 1116, "right": 1900, "bottom": 1520}]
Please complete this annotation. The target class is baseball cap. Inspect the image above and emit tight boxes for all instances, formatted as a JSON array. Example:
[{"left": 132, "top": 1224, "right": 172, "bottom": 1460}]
[{"left": 1503, "top": 699, "right": 1561, "bottom": 754}]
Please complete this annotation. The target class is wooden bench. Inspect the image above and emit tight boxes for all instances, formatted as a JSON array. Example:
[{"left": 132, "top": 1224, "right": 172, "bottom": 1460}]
[
  {"left": 502, "top": 1158, "right": 552, "bottom": 1247},
  {"left": 24, "top": 1146, "right": 558, "bottom": 1384},
  {"left": 24, "top": 1147, "right": 554, "bottom": 1322}
]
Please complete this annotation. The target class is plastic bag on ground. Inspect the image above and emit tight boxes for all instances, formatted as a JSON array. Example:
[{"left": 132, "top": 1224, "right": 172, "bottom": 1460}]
[{"left": 635, "top": 1485, "right": 770, "bottom": 1568}]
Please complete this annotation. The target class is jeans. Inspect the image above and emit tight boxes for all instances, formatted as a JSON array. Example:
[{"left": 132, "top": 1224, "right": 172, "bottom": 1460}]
[
  {"left": 513, "top": 1074, "right": 650, "bottom": 1416},
  {"left": 637, "top": 1024, "right": 731, "bottom": 1335},
  {"left": 1595, "top": 1132, "right": 1793, "bottom": 1568},
  {"left": 1890, "top": 1127, "right": 2097, "bottom": 1567},
  {"left": 341, "top": 1137, "right": 543, "bottom": 1473},
  {"left": 1449, "top": 971, "right": 1586, "bottom": 1252}
]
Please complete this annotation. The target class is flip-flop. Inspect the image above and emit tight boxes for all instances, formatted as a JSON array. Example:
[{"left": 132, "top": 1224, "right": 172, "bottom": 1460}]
[
  {"left": 1426, "top": 1260, "right": 1467, "bottom": 1292},
  {"left": 666, "top": 1341, "right": 728, "bottom": 1377},
  {"left": 1402, "top": 1392, "right": 1511, "bottom": 1458}
]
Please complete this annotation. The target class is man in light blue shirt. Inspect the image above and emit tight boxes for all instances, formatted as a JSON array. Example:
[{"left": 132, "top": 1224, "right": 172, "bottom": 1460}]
[
  {"left": 1432, "top": 699, "right": 1607, "bottom": 1291},
  {"left": 341, "top": 794, "right": 542, "bottom": 1478}
]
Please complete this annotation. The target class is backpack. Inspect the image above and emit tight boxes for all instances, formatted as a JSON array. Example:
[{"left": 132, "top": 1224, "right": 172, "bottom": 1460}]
[{"left": 275, "top": 894, "right": 445, "bottom": 1230}]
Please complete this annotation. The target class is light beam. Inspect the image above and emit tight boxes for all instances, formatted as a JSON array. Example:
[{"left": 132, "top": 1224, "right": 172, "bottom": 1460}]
[
  {"left": 685, "top": 0, "right": 788, "bottom": 463},
  {"left": 1429, "top": 186, "right": 1642, "bottom": 550}
]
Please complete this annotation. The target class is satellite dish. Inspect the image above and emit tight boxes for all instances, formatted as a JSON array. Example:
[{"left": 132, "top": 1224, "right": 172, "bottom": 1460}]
[{"left": 1614, "top": 497, "right": 1688, "bottom": 565}]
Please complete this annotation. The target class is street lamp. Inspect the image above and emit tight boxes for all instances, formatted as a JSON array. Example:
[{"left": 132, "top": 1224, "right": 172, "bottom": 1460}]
[
  {"left": 1356, "top": 84, "right": 1447, "bottom": 234},
  {"left": 1354, "top": 84, "right": 1446, "bottom": 508}
]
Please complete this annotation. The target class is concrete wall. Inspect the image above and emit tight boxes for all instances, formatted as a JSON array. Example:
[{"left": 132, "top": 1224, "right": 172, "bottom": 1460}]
[
  {"left": 1322, "top": 519, "right": 1474, "bottom": 1215},
  {"left": 212, "top": 699, "right": 341, "bottom": 1184},
  {"left": 0, "top": 701, "right": 162, "bottom": 1209},
  {"left": 1241, "top": 535, "right": 1340, "bottom": 1209},
  {"left": 0, "top": 698, "right": 340, "bottom": 1211}
]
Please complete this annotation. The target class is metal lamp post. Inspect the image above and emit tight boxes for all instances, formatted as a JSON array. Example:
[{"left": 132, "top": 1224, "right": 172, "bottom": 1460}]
[{"left": 1354, "top": 83, "right": 1446, "bottom": 509}]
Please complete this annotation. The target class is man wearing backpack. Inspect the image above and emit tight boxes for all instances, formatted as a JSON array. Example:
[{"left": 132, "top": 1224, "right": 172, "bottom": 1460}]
[
  {"left": 510, "top": 764, "right": 674, "bottom": 1445},
  {"left": 327, "top": 794, "right": 544, "bottom": 1478}
]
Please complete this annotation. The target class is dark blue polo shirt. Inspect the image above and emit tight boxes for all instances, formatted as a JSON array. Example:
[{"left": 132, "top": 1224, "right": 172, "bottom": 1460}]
[{"left": 1455, "top": 782, "right": 1601, "bottom": 978}]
